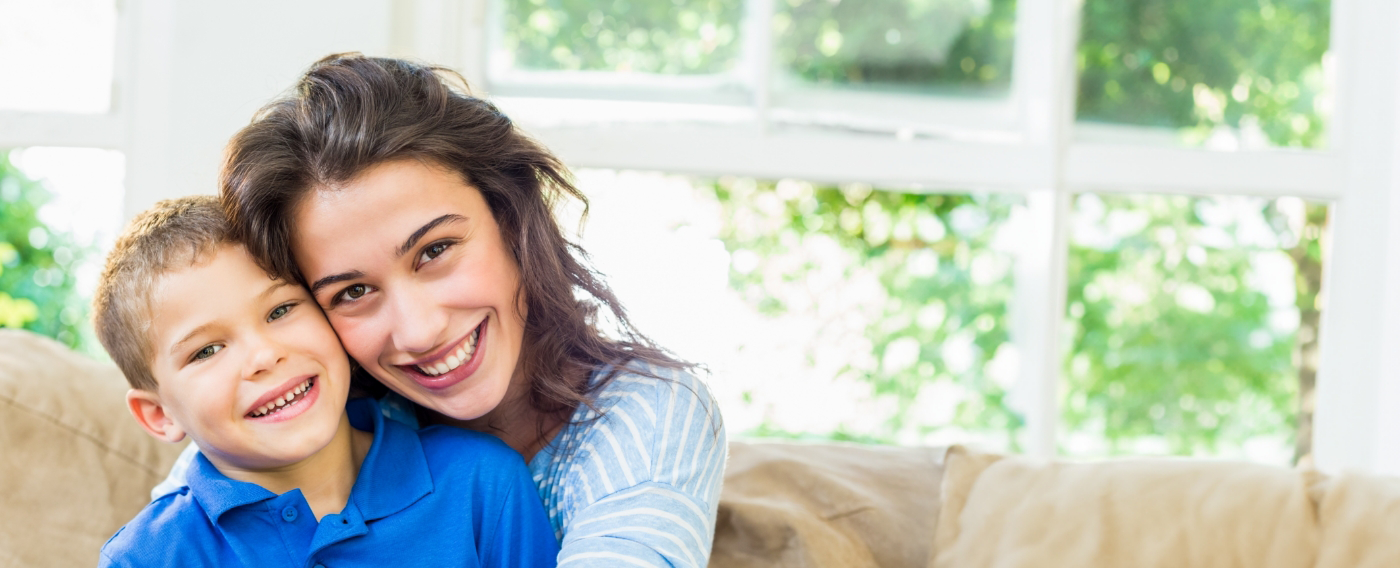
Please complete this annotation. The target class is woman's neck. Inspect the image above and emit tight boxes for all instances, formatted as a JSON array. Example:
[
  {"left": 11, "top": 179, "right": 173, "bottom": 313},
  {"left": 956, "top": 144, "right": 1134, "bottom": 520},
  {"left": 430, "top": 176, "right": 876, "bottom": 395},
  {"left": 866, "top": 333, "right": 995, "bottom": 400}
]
[
  {"left": 212, "top": 414, "right": 375, "bottom": 520},
  {"left": 433, "top": 370, "right": 570, "bottom": 462}
]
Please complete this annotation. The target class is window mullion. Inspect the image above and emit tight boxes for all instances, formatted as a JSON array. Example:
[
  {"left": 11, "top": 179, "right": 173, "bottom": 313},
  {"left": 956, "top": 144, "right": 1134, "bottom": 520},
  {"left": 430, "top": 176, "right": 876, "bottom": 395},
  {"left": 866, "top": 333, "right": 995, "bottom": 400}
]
[
  {"left": 1003, "top": 0, "right": 1080, "bottom": 458},
  {"left": 1313, "top": 0, "right": 1400, "bottom": 474}
]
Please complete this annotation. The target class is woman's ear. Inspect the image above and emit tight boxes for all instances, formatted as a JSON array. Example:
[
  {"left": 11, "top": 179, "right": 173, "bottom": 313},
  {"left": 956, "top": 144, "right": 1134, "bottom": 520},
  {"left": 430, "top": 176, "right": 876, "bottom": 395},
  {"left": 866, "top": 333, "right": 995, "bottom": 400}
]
[{"left": 126, "top": 388, "right": 187, "bottom": 443}]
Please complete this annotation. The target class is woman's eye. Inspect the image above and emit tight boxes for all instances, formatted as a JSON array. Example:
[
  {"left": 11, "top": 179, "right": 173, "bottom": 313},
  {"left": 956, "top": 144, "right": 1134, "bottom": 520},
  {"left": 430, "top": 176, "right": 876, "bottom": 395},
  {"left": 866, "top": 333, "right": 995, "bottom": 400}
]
[
  {"left": 418, "top": 240, "right": 454, "bottom": 265},
  {"left": 267, "top": 302, "right": 295, "bottom": 321},
  {"left": 192, "top": 344, "right": 222, "bottom": 361},
  {"left": 334, "top": 284, "right": 370, "bottom": 305}
]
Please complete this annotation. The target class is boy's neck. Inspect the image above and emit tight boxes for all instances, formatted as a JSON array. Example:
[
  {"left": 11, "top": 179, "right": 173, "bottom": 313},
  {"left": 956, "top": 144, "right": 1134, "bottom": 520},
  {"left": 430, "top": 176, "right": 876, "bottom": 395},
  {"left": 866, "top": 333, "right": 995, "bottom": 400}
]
[{"left": 212, "top": 413, "right": 375, "bottom": 520}]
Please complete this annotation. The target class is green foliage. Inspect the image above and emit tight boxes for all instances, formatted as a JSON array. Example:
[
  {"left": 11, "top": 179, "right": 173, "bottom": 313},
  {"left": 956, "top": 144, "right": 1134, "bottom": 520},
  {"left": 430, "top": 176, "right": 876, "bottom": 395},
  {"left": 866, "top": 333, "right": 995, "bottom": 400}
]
[
  {"left": 1077, "top": 0, "right": 1331, "bottom": 147},
  {"left": 0, "top": 150, "right": 90, "bottom": 349},
  {"left": 1063, "top": 195, "right": 1298, "bottom": 455},
  {"left": 775, "top": 0, "right": 1016, "bottom": 93},
  {"left": 501, "top": 0, "right": 1327, "bottom": 457},
  {"left": 710, "top": 177, "right": 1023, "bottom": 447},
  {"left": 501, "top": 0, "right": 743, "bottom": 73}
]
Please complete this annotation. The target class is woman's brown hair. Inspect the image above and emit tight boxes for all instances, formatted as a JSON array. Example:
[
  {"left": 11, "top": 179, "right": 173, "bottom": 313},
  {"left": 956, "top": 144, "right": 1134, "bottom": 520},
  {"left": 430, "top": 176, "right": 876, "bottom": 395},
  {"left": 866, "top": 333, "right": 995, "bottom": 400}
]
[{"left": 221, "top": 53, "right": 689, "bottom": 428}]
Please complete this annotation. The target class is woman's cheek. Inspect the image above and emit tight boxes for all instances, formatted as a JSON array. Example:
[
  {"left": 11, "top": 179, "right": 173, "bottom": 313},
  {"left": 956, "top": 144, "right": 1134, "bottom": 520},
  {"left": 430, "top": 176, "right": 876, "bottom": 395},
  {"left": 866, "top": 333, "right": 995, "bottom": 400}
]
[{"left": 328, "top": 314, "right": 380, "bottom": 368}]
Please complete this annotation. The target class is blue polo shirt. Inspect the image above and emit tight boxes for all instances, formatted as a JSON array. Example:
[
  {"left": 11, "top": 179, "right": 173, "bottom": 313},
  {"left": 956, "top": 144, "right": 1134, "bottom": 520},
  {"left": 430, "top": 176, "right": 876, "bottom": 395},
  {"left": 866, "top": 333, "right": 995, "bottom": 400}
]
[{"left": 99, "top": 398, "right": 559, "bottom": 567}]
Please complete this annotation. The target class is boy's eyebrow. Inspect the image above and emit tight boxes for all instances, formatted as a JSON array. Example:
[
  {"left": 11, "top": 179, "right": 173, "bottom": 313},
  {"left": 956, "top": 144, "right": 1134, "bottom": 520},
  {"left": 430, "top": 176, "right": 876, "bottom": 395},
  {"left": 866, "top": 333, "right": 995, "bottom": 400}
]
[
  {"left": 167, "top": 280, "right": 295, "bottom": 356},
  {"left": 169, "top": 324, "right": 214, "bottom": 358},
  {"left": 308, "top": 214, "right": 466, "bottom": 296}
]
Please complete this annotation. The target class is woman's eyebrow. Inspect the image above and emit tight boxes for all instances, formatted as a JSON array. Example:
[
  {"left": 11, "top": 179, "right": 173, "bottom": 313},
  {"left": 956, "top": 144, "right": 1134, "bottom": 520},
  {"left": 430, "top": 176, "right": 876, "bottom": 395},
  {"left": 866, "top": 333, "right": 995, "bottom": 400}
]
[
  {"left": 396, "top": 214, "right": 467, "bottom": 257},
  {"left": 309, "top": 270, "right": 365, "bottom": 297},
  {"left": 307, "top": 214, "right": 467, "bottom": 297}
]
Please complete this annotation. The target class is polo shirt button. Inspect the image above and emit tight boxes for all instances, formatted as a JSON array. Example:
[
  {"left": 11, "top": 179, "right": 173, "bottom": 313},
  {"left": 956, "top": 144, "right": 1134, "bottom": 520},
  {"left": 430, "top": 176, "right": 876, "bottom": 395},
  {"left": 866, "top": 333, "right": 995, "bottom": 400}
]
[{"left": 281, "top": 506, "right": 299, "bottom": 522}]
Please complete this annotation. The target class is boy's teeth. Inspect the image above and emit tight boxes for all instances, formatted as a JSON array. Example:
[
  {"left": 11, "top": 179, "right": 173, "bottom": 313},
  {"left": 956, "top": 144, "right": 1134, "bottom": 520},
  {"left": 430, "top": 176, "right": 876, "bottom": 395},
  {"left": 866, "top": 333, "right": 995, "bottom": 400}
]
[{"left": 250, "top": 379, "right": 313, "bottom": 418}]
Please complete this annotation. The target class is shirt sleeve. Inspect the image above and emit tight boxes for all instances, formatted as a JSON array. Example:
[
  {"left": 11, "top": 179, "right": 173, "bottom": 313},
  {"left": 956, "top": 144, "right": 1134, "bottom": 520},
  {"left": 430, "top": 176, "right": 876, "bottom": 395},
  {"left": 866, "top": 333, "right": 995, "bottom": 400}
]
[{"left": 557, "top": 370, "right": 728, "bottom": 568}]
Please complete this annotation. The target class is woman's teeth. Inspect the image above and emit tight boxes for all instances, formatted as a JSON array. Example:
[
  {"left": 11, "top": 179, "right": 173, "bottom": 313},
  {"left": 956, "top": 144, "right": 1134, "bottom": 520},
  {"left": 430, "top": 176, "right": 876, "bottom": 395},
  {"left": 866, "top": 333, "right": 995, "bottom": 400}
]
[
  {"left": 249, "top": 378, "right": 313, "bottom": 418},
  {"left": 417, "top": 327, "right": 480, "bottom": 376}
]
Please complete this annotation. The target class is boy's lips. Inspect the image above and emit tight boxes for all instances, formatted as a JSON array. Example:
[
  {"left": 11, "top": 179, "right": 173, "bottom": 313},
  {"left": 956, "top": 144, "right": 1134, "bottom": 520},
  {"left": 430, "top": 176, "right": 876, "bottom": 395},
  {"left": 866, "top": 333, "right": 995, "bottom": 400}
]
[{"left": 245, "top": 374, "right": 318, "bottom": 418}]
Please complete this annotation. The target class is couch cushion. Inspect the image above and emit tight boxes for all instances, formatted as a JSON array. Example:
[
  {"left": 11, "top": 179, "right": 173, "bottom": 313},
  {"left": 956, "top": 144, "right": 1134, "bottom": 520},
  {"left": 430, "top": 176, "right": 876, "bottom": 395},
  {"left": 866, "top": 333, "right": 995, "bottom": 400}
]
[
  {"left": 932, "top": 445, "right": 1321, "bottom": 568},
  {"left": 710, "top": 440, "right": 946, "bottom": 568},
  {"left": 0, "top": 329, "right": 186, "bottom": 567},
  {"left": 1311, "top": 471, "right": 1400, "bottom": 567}
]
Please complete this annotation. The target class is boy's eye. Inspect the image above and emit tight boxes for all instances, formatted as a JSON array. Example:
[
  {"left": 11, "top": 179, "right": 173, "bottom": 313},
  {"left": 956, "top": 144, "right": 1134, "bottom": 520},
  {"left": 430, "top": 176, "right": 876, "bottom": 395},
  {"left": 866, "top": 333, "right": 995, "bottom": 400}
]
[
  {"left": 192, "top": 344, "right": 222, "bottom": 361},
  {"left": 267, "top": 302, "right": 295, "bottom": 322}
]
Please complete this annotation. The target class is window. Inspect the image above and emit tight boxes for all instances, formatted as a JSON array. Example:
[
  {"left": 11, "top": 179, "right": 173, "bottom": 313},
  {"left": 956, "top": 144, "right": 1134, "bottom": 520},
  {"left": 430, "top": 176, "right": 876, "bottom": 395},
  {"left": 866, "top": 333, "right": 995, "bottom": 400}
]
[
  {"left": 2, "top": 0, "right": 129, "bottom": 354},
  {"left": 460, "top": 0, "right": 1374, "bottom": 467}
]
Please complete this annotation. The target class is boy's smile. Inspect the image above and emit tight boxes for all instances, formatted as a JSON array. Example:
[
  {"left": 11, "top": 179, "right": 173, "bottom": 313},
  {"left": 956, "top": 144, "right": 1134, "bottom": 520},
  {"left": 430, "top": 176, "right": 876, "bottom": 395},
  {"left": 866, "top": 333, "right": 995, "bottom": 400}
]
[
  {"left": 245, "top": 375, "right": 319, "bottom": 421},
  {"left": 137, "top": 244, "right": 353, "bottom": 473}
]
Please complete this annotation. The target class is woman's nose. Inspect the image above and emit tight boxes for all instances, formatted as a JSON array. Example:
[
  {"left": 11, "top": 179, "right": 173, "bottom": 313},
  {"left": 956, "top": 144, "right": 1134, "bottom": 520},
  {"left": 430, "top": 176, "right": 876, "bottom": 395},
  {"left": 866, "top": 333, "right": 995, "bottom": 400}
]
[{"left": 385, "top": 283, "right": 448, "bottom": 355}]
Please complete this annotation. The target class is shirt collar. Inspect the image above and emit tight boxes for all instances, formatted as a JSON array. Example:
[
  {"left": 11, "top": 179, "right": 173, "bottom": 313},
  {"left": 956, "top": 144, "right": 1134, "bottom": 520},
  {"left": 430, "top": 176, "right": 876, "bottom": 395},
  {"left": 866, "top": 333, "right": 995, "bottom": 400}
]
[
  {"left": 186, "top": 452, "right": 277, "bottom": 522},
  {"left": 344, "top": 397, "right": 433, "bottom": 521},
  {"left": 184, "top": 397, "right": 433, "bottom": 523}
]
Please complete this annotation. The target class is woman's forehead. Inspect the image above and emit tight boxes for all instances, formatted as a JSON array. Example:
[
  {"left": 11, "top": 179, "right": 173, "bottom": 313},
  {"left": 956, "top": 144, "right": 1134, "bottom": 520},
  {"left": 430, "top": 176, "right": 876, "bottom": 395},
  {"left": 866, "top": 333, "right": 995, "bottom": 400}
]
[{"left": 291, "top": 162, "right": 489, "bottom": 271}]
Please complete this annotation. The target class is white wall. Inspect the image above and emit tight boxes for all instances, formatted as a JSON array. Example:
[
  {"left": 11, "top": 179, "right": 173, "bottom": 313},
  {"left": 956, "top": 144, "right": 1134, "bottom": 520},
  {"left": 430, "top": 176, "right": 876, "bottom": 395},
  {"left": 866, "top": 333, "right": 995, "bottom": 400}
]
[{"left": 123, "top": 0, "right": 395, "bottom": 221}]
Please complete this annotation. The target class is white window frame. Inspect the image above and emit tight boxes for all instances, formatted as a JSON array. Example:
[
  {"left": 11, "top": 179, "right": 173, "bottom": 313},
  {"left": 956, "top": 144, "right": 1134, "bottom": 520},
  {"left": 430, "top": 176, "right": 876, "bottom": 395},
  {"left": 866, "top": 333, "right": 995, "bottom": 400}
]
[
  {"left": 12, "top": 0, "right": 1374, "bottom": 472},
  {"left": 0, "top": 2, "right": 134, "bottom": 152},
  {"left": 411, "top": 0, "right": 1400, "bottom": 472}
]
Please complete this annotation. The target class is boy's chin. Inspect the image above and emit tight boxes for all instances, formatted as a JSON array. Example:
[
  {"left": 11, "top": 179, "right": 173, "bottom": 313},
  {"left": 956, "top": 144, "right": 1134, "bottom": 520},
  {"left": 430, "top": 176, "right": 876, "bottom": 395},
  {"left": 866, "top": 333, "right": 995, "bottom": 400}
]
[{"left": 201, "top": 431, "right": 342, "bottom": 472}]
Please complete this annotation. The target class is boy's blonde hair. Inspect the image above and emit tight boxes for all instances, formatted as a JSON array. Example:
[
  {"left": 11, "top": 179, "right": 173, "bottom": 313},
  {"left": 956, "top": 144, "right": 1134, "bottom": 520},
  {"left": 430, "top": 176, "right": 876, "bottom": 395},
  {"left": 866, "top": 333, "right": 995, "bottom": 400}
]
[{"left": 93, "top": 195, "right": 234, "bottom": 390}]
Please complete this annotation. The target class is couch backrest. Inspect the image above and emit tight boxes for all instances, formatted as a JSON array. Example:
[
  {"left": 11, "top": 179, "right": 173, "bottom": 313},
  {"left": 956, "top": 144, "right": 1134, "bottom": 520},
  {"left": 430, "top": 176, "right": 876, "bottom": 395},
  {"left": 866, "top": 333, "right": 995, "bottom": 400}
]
[
  {"left": 712, "top": 441, "right": 947, "bottom": 568},
  {"left": 933, "top": 445, "right": 1400, "bottom": 568},
  {"left": 0, "top": 329, "right": 186, "bottom": 567}
]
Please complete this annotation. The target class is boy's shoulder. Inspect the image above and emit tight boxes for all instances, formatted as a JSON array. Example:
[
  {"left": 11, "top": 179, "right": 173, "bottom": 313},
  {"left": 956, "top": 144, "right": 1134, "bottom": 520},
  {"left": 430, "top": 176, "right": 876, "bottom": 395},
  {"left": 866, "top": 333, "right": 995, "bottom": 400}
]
[
  {"left": 401, "top": 424, "right": 532, "bottom": 514},
  {"left": 100, "top": 490, "right": 223, "bottom": 566},
  {"left": 415, "top": 423, "right": 522, "bottom": 468}
]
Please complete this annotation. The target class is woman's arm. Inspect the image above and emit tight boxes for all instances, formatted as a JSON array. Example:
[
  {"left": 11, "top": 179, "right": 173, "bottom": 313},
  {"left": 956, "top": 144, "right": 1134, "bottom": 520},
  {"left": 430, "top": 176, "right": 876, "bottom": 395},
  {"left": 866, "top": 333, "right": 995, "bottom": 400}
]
[{"left": 553, "top": 368, "right": 728, "bottom": 567}]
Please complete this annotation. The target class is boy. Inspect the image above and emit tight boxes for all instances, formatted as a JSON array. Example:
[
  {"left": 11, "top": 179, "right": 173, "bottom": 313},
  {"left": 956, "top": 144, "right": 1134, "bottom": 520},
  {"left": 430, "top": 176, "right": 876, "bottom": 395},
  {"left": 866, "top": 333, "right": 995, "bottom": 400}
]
[{"left": 92, "top": 195, "right": 559, "bottom": 567}]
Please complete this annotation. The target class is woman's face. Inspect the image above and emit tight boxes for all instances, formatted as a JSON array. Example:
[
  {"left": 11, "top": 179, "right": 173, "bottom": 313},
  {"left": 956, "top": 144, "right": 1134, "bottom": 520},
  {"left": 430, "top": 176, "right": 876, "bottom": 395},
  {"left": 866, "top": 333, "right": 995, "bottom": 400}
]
[{"left": 291, "top": 158, "right": 527, "bottom": 423}]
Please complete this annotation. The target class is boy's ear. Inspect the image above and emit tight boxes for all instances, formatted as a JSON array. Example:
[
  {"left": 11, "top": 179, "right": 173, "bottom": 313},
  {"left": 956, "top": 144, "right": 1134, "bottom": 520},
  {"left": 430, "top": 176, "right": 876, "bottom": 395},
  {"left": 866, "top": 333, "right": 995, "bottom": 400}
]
[{"left": 126, "top": 388, "right": 187, "bottom": 443}]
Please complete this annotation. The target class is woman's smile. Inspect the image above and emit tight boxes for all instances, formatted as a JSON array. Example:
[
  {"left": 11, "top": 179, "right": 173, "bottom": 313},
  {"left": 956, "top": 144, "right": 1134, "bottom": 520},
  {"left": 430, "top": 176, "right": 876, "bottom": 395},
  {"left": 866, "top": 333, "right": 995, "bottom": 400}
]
[{"left": 397, "top": 317, "right": 488, "bottom": 390}]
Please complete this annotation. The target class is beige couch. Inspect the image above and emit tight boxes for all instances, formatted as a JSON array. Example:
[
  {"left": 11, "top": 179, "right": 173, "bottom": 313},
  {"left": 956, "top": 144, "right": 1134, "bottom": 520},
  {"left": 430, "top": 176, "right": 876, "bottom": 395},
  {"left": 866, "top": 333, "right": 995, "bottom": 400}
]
[{"left": 5, "top": 328, "right": 1400, "bottom": 567}]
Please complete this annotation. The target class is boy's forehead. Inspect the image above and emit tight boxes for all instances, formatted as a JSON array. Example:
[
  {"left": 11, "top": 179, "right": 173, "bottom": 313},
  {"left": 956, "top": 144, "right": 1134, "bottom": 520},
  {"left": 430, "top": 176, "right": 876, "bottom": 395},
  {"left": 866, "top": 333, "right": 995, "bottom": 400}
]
[{"left": 148, "top": 245, "right": 296, "bottom": 357}]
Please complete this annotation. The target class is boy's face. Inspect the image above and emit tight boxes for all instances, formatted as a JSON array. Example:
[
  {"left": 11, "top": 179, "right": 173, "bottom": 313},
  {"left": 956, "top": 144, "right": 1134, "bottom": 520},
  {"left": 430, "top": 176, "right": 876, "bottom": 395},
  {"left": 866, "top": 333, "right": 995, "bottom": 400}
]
[{"left": 135, "top": 244, "right": 352, "bottom": 472}]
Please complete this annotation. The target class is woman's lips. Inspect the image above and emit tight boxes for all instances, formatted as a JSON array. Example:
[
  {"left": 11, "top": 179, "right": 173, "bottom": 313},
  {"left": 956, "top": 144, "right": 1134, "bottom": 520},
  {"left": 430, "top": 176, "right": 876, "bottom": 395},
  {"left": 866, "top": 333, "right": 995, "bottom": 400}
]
[{"left": 401, "top": 318, "right": 488, "bottom": 391}]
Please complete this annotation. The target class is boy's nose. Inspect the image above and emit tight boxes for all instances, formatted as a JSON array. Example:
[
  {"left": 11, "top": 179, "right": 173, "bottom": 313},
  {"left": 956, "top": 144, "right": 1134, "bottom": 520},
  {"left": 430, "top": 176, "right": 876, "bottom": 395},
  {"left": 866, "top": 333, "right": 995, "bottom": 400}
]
[{"left": 244, "top": 332, "right": 288, "bottom": 377}]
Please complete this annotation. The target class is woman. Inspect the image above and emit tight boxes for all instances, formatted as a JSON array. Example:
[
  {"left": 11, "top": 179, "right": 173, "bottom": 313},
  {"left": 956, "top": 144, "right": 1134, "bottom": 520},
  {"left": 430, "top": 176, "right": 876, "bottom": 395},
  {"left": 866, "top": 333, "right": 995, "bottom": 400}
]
[{"left": 158, "top": 54, "right": 726, "bottom": 566}]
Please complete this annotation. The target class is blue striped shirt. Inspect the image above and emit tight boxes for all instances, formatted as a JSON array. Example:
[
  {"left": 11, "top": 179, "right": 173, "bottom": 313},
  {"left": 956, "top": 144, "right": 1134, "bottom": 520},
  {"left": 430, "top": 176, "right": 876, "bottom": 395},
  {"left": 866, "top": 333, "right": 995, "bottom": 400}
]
[
  {"left": 533, "top": 364, "right": 727, "bottom": 567},
  {"left": 153, "top": 363, "right": 727, "bottom": 567}
]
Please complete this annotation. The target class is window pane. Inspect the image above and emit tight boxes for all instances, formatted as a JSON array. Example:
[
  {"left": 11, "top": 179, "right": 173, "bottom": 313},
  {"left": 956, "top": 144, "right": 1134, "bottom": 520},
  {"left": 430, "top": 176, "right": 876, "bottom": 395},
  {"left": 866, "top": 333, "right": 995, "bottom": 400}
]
[
  {"left": 570, "top": 170, "right": 1024, "bottom": 450},
  {"left": 2, "top": 147, "right": 125, "bottom": 355},
  {"left": 1076, "top": 0, "right": 1331, "bottom": 149},
  {"left": 1062, "top": 194, "right": 1327, "bottom": 465},
  {"left": 0, "top": 0, "right": 118, "bottom": 113},
  {"left": 497, "top": 0, "right": 744, "bottom": 74},
  {"left": 774, "top": 0, "right": 1016, "bottom": 96}
]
